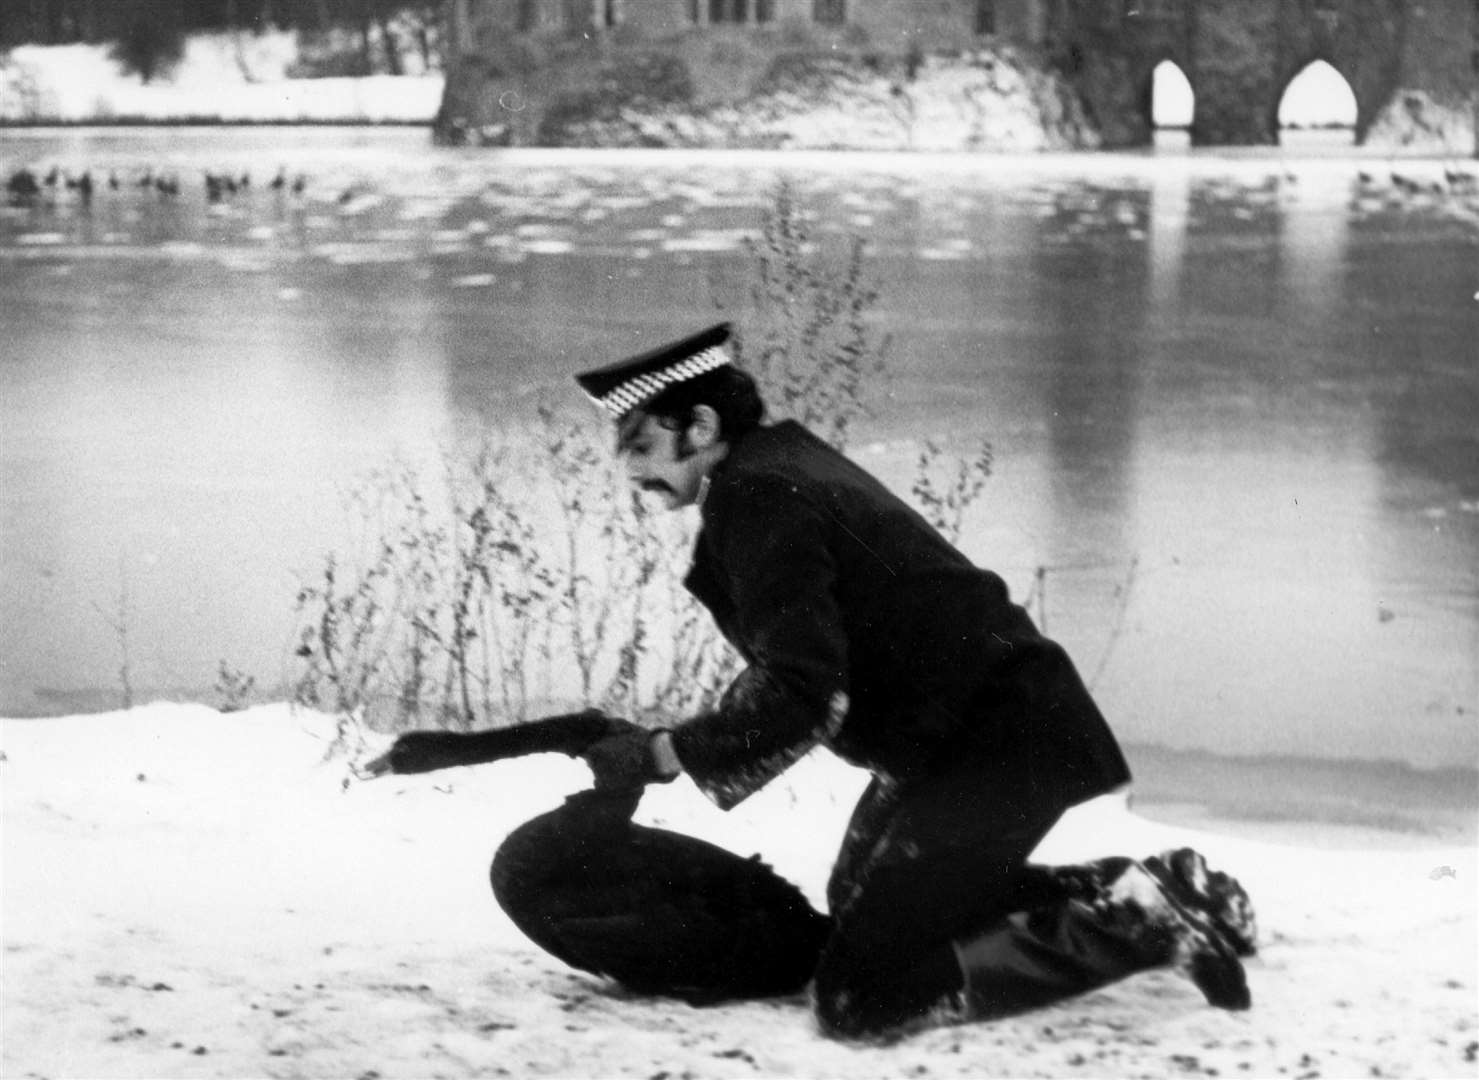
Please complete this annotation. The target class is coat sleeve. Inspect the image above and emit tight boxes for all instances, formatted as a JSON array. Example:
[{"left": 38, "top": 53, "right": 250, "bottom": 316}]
[{"left": 670, "top": 474, "right": 850, "bottom": 809}]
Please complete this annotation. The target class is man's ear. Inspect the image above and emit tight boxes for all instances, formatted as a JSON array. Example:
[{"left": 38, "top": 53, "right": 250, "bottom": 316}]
[{"left": 686, "top": 405, "right": 723, "bottom": 450}]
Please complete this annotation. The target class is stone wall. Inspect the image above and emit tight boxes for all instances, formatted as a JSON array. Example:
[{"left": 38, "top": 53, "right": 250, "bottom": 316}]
[
  {"left": 1194, "top": 0, "right": 1283, "bottom": 145},
  {"left": 1380, "top": 0, "right": 1476, "bottom": 150},
  {"left": 617, "top": 0, "right": 700, "bottom": 35},
  {"left": 1040, "top": 7, "right": 1197, "bottom": 147},
  {"left": 843, "top": 0, "right": 978, "bottom": 49}
]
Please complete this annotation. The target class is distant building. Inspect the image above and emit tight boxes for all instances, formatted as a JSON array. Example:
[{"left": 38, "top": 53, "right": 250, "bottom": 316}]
[{"left": 464, "top": 0, "right": 1046, "bottom": 47}]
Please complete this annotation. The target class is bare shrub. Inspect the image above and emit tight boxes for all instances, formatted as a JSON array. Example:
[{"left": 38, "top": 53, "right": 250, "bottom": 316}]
[
  {"left": 733, "top": 179, "right": 888, "bottom": 452},
  {"left": 291, "top": 183, "right": 995, "bottom": 745},
  {"left": 215, "top": 660, "right": 256, "bottom": 713},
  {"left": 911, "top": 438, "right": 994, "bottom": 546}
]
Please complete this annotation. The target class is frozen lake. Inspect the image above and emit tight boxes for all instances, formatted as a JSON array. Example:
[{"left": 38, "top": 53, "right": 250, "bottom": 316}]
[{"left": 2, "top": 128, "right": 1475, "bottom": 773}]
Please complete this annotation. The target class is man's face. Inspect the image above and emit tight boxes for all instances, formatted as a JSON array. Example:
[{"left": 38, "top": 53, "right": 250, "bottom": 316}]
[{"left": 619, "top": 413, "right": 708, "bottom": 511}]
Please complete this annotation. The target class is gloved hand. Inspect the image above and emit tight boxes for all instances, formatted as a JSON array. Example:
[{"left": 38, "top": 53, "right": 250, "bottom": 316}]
[{"left": 582, "top": 727, "right": 680, "bottom": 791}]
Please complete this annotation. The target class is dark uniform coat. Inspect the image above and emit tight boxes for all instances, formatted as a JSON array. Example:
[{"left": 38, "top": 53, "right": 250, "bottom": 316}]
[
  {"left": 492, "top": 419, "right": 1162, "bottom": 1035},
  {"left": 670, "top": 420, "right": 1131, "bottom": 823}
]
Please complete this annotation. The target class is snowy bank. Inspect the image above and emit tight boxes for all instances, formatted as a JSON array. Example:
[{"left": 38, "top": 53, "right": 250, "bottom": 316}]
[
  {"left": 543, "top": 50, "right": 1099, "bottom": 152},
  {"left": 3, "top": 703, "right": 1476, "bottom": 1079},
  {"left": 0, "top": 37, "right": 442, "bottom": 124}
]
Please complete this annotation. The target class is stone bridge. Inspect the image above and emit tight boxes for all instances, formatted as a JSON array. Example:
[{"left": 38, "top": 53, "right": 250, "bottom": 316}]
[{"left": 1044, "top": 0, "right": 1475, "bottom": 147}]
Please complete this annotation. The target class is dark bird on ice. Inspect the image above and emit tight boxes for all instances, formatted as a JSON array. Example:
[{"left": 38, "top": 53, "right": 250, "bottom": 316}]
[
  {"left": 363, "top": 711, "right": 830, "bottom": 1004},
  {"left": 1443, "top": 167, "right": 1476, "bottom": 191},
  {"left": 6, "top": 168, "right": 41, "bottom": 204}
]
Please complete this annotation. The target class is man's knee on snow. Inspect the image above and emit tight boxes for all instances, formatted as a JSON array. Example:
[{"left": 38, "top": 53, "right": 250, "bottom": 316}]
[{"left": 810, "top": 941, "right": 966, "bottom": 1042}]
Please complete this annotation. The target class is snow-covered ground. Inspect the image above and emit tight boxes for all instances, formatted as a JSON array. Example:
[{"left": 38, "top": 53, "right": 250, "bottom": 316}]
[
  {"left": 3, "top": 703, "right": 1475, "bottom": 1078},
  {"left": 0, "top": 33, "right": 442, "bottom": 124}
]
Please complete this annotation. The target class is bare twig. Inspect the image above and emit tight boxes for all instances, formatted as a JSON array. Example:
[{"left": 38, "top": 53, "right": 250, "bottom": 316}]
[
  {"left": 91, "top": 553, "right": 134, "bottom": 710},
  {"left": 1088, "top": 555, "right": 1140, "bottom": 690}
]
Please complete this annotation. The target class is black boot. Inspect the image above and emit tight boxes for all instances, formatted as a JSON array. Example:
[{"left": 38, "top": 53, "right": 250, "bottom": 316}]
[
  {"left": 1144, "top": 847, "right": 1258, "bottom": 957},
  {"left": 952, "top": 854, "right": 1252, "bottom": 1016},
  {"left": 1090, "top": 859, "right": 1252, "bottom": 1010}
]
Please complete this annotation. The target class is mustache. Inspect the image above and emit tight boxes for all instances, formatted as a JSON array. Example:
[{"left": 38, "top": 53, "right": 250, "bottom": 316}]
[{"left": 639, "top": 480, "right": 675, "bottom": 495}]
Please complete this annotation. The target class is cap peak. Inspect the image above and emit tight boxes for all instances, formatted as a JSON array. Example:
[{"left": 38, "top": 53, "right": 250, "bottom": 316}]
[{"left": 575, "top": 323, "right": 734, "bottom": 420}]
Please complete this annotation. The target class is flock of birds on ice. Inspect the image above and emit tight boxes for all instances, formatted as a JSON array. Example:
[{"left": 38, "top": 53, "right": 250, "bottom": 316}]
[
  {"left": 2, "top": 157, "right": 1477, "bottom": 255},
  {"left": 6, "top": 158, "right": 1479, "bottom": 213},
  {"left": 5, "top": 164, "right": 315, "bottom": 206}
]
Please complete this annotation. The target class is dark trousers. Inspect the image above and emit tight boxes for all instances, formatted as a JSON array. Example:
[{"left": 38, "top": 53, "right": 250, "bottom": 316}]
[
  {"left": 814, "top": 754, "right": 1165, "bottom": 1037},
  {"left": 491, "top": 772, "right": 1166, "bottom": 1039}
]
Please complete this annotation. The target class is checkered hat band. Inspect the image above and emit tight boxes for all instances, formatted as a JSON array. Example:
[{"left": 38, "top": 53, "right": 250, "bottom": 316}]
[{"left": 595, "top": 345, "right": 732, "bottom": 417}]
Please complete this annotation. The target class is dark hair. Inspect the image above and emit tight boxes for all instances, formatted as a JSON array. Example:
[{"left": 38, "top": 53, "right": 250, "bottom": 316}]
[{"left": 636, "top": 365, "right": 766, "bottom": 444}]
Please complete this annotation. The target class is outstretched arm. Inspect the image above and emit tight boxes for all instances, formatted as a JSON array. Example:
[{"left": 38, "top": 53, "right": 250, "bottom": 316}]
[{"left": 358, "top": 709, "right": 634, "bottom": 777}]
